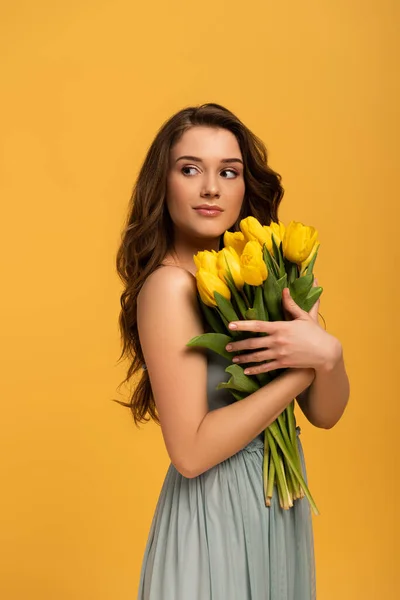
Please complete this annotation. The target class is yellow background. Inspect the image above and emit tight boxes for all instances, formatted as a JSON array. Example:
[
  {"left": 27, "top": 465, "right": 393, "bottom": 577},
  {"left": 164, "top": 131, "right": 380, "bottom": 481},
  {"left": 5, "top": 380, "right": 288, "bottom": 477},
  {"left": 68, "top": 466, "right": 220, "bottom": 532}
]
[{"left": 1, "top": 1, "right": 398, "bottom": 598}]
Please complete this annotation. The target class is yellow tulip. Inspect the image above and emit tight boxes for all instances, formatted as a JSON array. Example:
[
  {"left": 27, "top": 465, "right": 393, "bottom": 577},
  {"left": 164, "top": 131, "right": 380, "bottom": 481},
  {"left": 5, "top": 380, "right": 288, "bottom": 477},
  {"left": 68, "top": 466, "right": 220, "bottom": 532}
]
[
  {"left": 217, "top": 247, "right": 244, "bottom": 290},
  {"left": 282, "top": 221, "right": 319, "bottom": 265},
  {"left": 193, "top": 249, "right": 218, "bottom": 275},
  {"left": 269, "top": 220, "right": 286, "bottom": 246},
  {"left": 240, "top": 241, "right": 268, "bottom": 286},
  {"left": 223, "top": 231, "right": 247, "bottom": 255},
  {"left": 195, "top": 269, "right": 231, "bottom": 307},
  {"left": 240, "top": 216, "right": 272, "bottom": 250}
]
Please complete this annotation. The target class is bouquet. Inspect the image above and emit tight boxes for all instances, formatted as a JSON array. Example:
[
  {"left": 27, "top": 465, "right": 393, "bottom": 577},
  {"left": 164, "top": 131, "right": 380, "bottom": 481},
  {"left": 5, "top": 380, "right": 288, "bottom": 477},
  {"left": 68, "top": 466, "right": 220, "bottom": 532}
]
[{"left": 186, "top": 216, "right": 322, "bottom": 515}]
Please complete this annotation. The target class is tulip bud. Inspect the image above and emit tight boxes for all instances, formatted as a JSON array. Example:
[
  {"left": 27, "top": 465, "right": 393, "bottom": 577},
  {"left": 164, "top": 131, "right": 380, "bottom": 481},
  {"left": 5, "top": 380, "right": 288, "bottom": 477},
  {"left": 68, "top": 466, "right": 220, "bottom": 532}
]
[
  {"left": 240, "top": 216, "right": 272, "bottom": 250},
  {"left": 282, "top": 221, "right": 319, "bottom": 265},
  {"left": 217, "top": 247, "right": 244, "bottom": 290},
  {"left": 223, "top": 231, "right": 247, "bottom": 256},
  {"left": 195, "top": 269, "right": 231, "bottom": 307},
  {"left": 240, "top": 241, "right": 268, "bottom": 286},
  {"left": 269, "top": 221, "right": 286, "bottom": 246},
  {"left": 193, "top": 250, "right": 219, "bottom": 276}
]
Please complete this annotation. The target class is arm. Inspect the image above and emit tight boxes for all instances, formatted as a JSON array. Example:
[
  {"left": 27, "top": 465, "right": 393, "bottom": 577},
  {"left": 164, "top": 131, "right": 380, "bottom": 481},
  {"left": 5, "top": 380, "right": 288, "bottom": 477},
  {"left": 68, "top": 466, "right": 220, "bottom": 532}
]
[
  {"left": 137, "top": 267, "right": 315, "bottom": 479},
  {"left": 296, "top": 337, "right": 350, "bottom": 429}
]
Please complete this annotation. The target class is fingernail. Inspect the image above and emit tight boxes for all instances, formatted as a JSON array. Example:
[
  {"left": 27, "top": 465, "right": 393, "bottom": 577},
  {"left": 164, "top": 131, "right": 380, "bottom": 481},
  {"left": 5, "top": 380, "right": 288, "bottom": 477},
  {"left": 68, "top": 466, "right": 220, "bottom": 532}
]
[
  {"left": 226, "top": 344, "right": 233, "bottom": 351},
  {"left": 229, "top": 323, "right": 237, "bottom": 329}
]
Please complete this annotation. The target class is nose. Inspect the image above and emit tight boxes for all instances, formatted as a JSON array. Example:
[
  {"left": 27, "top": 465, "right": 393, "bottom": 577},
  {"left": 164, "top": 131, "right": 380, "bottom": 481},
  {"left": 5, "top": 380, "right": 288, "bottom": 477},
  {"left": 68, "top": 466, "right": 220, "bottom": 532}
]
[{"left": 201, "top": 174, "right": 220, "bottom": 198}]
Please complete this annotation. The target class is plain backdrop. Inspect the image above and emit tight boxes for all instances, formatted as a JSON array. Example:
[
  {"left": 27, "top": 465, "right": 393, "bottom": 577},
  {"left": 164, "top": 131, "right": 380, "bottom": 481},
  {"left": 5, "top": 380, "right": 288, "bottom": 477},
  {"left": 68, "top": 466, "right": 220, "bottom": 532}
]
[{"left": 1, "top": 1, "right": 399, "bottom": 598}]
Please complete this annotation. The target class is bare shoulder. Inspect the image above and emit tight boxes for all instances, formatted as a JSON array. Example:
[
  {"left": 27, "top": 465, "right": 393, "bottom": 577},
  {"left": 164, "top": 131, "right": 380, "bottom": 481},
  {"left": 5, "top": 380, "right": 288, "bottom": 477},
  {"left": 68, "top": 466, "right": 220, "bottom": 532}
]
[
  {"left": 137, "top": 265, "right": 201, "bottom": 339},
  {"left": 139, "top": 265, "right": 197, "bottom": 304}
]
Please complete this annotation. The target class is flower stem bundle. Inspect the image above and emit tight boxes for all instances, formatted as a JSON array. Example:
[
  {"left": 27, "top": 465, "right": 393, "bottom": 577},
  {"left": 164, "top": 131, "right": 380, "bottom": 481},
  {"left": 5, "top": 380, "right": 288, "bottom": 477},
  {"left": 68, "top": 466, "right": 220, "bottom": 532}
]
[{"left": 187, "top": 217, "right": 322, "bottom": 515}]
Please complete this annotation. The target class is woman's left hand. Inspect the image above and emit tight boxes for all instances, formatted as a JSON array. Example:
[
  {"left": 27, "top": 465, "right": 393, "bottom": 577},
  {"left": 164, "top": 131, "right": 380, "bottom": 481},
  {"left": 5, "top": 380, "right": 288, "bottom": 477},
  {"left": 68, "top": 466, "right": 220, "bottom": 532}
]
[{"left": 225, "top": 278, "right": 338, "bottom": 374}]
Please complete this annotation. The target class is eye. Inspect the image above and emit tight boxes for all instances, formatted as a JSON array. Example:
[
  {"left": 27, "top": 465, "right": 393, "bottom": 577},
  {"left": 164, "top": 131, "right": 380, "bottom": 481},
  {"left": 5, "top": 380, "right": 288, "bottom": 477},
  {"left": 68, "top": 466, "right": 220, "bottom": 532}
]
[
  {"left": 181, "top": 166, "right": 198, "bottom": 176},
  {"left": 221, "top": 169, "right": 238, "bottom": 179}
]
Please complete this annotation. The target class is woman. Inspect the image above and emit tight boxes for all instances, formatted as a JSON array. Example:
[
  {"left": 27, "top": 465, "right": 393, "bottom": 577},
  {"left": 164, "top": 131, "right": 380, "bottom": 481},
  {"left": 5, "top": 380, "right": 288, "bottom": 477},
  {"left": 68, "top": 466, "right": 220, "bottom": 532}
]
[{"left": 115, "top": 103, "right": 350, "bottom": 599}]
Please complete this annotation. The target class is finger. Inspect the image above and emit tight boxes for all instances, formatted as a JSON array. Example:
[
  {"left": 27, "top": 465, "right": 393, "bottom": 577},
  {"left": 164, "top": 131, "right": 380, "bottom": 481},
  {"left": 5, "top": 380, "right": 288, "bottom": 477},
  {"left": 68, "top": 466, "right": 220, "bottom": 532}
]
[
  {"left": 232, "top": 349, "right": 276, "bottom": 364},
  {"left": 225, "top": 336, "right": 275, "bottom": 353},
  {"left": 308, "top": 276, "right": 320, "bottom": 322},
  {"left": 228, "top": 320, "right": 279, "bottom": 333},
  {"left": 244, "top": 361, "right": 281, "bottom": 375},
  {"left": 308, "top": 297, "right": 320, "bottom": 321}
]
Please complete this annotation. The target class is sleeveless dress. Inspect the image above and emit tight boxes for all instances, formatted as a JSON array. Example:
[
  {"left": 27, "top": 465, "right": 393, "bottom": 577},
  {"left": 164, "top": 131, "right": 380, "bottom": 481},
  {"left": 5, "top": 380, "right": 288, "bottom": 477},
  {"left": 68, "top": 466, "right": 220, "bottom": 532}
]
[{"left": 137, "top": 350, "right": 316, "bottom": 599}]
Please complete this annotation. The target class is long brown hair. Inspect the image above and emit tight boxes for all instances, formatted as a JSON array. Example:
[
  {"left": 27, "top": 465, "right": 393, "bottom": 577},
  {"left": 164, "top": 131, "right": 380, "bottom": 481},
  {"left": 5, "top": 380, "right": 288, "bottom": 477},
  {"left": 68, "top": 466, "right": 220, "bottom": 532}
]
[{"left": 112, "top": 103, "right": 285, "bottom": 426}]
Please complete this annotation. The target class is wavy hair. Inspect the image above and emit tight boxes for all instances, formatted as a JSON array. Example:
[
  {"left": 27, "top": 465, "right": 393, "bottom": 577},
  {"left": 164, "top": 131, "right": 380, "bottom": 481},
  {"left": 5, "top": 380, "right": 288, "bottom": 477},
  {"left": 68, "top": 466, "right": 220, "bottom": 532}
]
[{"left": 112, "top": 103, "right": 286, "bottom": 426}]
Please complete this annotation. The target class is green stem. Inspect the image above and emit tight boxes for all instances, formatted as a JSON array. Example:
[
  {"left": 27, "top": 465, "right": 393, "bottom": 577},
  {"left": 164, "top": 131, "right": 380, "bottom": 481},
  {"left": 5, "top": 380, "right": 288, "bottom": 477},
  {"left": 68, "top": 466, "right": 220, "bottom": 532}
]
[
  {"left": 266, "top": 430, "right": 291, "bottom": 510},
  {"left": 277, "top": 413, "right": 294, "bottom": 458},
  {"left": 280, "top": 454, "right": 293, "bottom": 507},
  {"left": 286, "top": 460, "right": 300, "bottom": 500},
  {"left": 268, "top": 422, "right": 320, "bottom": 516},
  {"left": 263, "top": 429, "right": 269, "bottom": 502},
  {"left": 285, "top": 402, "right": 303, "bottom": 477},
  {"left": 287, "top": 401, "right": 297, "bottom": 448},
  {"left": 266, "top": 449, "right": 276, "bottom": 501},
  {"left": 240, "top": 289, "right": 251, "bottom": 309}
]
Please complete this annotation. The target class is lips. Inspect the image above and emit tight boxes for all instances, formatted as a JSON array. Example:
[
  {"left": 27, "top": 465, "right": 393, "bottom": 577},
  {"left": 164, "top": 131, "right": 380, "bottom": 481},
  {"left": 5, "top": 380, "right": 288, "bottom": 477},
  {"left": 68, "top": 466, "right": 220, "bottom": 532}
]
[{"left": 194, "top": 204, "right": 223, "bottom": 212}]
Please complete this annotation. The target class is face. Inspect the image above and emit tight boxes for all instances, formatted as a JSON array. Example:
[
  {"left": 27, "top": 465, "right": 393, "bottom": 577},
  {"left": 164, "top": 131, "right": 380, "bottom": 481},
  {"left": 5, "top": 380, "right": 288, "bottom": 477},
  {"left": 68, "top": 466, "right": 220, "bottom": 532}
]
[{"left": 166, "top": 126, "right": 245, "bottom": 243}]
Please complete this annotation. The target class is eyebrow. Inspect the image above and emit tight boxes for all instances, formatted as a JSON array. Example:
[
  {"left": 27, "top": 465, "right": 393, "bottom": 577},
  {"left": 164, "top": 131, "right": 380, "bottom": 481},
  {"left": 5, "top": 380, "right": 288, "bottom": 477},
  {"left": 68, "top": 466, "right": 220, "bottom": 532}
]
[{"left": 175, "top": 155, "right": 243, "bottom": 165}]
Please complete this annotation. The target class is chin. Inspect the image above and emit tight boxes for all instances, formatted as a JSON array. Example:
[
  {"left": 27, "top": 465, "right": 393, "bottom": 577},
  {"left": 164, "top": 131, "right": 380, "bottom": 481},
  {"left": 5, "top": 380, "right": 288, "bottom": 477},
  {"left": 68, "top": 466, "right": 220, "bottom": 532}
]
[{"left": 190, "top": 221, "right": 227, "bottom": 242}]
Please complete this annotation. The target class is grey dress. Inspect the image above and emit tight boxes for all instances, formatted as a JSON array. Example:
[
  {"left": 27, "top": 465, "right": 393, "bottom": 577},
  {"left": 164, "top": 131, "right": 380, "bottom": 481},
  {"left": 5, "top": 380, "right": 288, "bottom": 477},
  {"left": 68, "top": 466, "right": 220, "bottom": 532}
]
[{"left": 137, "top": 350, "right": 316, "bottom": 599}]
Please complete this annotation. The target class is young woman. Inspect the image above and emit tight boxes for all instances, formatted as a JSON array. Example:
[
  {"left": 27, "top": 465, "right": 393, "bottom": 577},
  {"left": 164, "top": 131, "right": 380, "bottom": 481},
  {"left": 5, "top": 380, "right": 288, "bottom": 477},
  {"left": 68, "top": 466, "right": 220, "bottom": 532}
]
[{"left": 115, "top": 103, "right": 350, "bottom": 599}]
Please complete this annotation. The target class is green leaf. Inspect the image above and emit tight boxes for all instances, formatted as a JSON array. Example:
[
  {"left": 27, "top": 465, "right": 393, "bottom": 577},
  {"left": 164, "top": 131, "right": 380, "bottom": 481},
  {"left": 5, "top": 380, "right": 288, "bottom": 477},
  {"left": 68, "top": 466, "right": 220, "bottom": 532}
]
[
  {"left": 263, "top": 245, "right": 280, "bottom": 280},
  {"left": 253, "top": 285, "right": 267, "bottom": 321},
  {"left": 229, "top": 390, "right": 248, "bottom": 401},
  {"left": 216, "top": 364, "right": 260, "bottom": 394},
  {"left": 263, "top": 273, "right": 283, "bottom": 321},
  {"left": 301, "top": 286, "right": 323, "bottom": 313},
  {"left": 271, "top": 236, "right": 285, "bottom": 277},
  {"left": 186, "top": 333, "right": 234, "bottom": 360},
  {"left": 243, "top": 283, "right": 253, "bottom": 305},
  {"left": 199, "top": 301, "right": 226, "bottom": 334},
  {"left": 277, "top": 272, "right": 288, "bottom": 291},
  {"left": 214, "top": 291, "right": 239, "bottom": 323},
  {"left": 284, "top": 260, "right": 298, "bottom": 284},
  {"left": 245, "top": 308, "right": 258, "bottom": 320},
  {"left": 255, "top": 372, "right": 270, "bottom": 386},
  {"left": 304, "top": 244, "right": 320, "bottom": 275},
  {"left": 290, "top": 272, "right": 314, "bottom": 305},
  {"left": 225, "top": 278, "right": 248, "bottom": 319}
]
